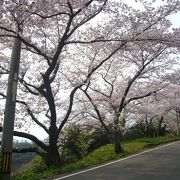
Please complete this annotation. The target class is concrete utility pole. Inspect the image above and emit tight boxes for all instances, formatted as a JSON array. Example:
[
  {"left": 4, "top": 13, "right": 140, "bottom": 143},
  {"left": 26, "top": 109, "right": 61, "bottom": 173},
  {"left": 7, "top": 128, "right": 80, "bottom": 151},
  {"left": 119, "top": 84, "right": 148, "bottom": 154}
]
[{"left": 1, "top": 37, "right": 21, "bottom": 180}]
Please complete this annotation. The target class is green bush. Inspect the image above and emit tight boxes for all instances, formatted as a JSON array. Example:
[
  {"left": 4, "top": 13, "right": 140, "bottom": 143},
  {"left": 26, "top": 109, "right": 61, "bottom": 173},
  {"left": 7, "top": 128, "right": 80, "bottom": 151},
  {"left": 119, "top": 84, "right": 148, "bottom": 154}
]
[
  {"left": 60, "top": 124, "right": 111, "bottom": 162},
  {"left": 60, "top": 124, "right": 92, "bottom": 161}
]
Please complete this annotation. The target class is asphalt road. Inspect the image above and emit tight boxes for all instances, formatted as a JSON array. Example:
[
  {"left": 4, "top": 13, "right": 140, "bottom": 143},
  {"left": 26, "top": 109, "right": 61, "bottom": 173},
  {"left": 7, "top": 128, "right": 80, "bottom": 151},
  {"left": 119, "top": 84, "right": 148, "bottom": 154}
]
[{"left": 53, "top": 141, "right": 180, "bottom": 180}]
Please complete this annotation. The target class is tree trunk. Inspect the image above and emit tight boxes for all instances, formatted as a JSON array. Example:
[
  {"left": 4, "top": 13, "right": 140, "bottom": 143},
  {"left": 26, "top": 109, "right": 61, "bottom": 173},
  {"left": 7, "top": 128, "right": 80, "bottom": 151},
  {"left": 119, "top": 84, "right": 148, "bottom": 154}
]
[
  {"left": 46, "top": 127, "right": 61, "bottom": 167},
  {"left": 114, "top": 140, "right": 123, "bottom": 153},
  {"left": 176, "top": 108, "right": 180, "bottom": 136},
  {"left": 110, "top": 130, "right": 123, "bottom": 154},
  {"left": 157, "top": 116, "right": 164, "bottom": 136},
  {"left": 46, "top": 146, "right": 61, "bottom": 168},
  {"left": 46, "top": 136, "right": 61, "bottom": 167}
]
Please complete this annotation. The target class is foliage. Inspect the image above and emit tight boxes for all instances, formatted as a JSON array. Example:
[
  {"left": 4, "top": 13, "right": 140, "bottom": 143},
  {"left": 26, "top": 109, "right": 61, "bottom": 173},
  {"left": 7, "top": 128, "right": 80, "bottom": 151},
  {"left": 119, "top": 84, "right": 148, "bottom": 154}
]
[
  {"left": 13, "top": 135, "right": 180, "bottom": 180},
  {"left": 60, "top": 124, "right": 111, "bottom": 162},
  {"left": 60, "top": 124, "right": 92, "bottom": 161},
  {"left": 122, "top": 125, "right": 145, "bottom": 140}
]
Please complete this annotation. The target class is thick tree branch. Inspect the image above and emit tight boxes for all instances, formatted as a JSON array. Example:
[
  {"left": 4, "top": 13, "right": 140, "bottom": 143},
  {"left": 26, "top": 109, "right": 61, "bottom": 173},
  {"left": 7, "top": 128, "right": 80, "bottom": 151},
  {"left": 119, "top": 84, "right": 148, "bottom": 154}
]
[
  {"left": 42, "top": 74, "right": 57, "bottom": 136},
  {"left": 0, "top": 126, "right": 47, "bottom": 151},
  {"left": 58, "top": 84, "right": 82, "bottom": 133}
]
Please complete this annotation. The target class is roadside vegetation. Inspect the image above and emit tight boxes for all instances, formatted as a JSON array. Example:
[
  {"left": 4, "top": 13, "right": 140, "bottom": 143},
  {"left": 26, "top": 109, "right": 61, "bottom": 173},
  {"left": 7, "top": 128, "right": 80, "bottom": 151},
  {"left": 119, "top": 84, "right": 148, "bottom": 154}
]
[{"left": 13, "top": 135, "right": 180, "bottom": 180}]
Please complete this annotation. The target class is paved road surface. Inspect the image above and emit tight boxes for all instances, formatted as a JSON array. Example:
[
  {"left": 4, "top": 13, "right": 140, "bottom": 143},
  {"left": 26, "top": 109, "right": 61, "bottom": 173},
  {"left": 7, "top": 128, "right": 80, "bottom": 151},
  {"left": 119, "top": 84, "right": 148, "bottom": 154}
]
[{"left": 53, "top": 141, "right": 180, "bottom": 180}]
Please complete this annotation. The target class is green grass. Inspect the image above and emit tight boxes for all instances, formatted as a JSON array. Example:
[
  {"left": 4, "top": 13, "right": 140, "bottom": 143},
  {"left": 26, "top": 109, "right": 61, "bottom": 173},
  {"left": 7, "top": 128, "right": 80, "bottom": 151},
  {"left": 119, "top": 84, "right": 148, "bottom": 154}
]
[{"left": 13, "top": 135, "right": 180, "bottom": 180}]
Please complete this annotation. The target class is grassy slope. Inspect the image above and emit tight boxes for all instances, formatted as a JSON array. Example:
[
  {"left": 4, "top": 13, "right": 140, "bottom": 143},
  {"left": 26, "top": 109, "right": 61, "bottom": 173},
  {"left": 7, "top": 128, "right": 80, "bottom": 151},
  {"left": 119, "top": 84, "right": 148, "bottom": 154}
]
[{"left": 13, "top": 135, "right": 180, "bottom": 180}]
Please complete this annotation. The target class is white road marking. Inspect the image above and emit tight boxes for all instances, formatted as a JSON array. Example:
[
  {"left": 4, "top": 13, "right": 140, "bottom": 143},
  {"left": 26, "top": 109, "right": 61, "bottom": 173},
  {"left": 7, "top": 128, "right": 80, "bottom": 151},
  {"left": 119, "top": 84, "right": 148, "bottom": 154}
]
[{"left": 53, "top": 141, "right": 179, "bottom": 180}]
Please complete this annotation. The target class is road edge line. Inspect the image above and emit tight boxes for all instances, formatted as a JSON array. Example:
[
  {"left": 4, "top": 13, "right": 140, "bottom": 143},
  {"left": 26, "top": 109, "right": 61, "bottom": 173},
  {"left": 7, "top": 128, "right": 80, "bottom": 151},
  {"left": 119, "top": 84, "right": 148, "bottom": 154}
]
[{"left": 53, "top": 141, "right": 179, "bottom": 180}]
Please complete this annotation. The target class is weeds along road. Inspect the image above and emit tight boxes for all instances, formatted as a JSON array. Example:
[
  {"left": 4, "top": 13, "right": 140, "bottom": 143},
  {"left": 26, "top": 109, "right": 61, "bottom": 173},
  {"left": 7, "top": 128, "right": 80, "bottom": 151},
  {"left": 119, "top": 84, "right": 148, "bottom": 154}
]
[{"left": 52, "top": 141, "right": 180, "bottom": 180}]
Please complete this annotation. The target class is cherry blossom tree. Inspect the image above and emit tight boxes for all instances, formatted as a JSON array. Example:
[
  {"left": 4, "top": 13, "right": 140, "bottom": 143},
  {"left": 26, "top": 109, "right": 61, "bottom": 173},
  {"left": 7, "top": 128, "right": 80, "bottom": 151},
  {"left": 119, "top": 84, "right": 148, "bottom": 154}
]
[
  {"left": 0, "top": 0, "right": 110, "bottom": 167},
  {"left": 78, "top": 40, "right": 178, "bottom": 152},
  {"left": 0, "top": 0, "right": 179, "bottom": 167}
]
